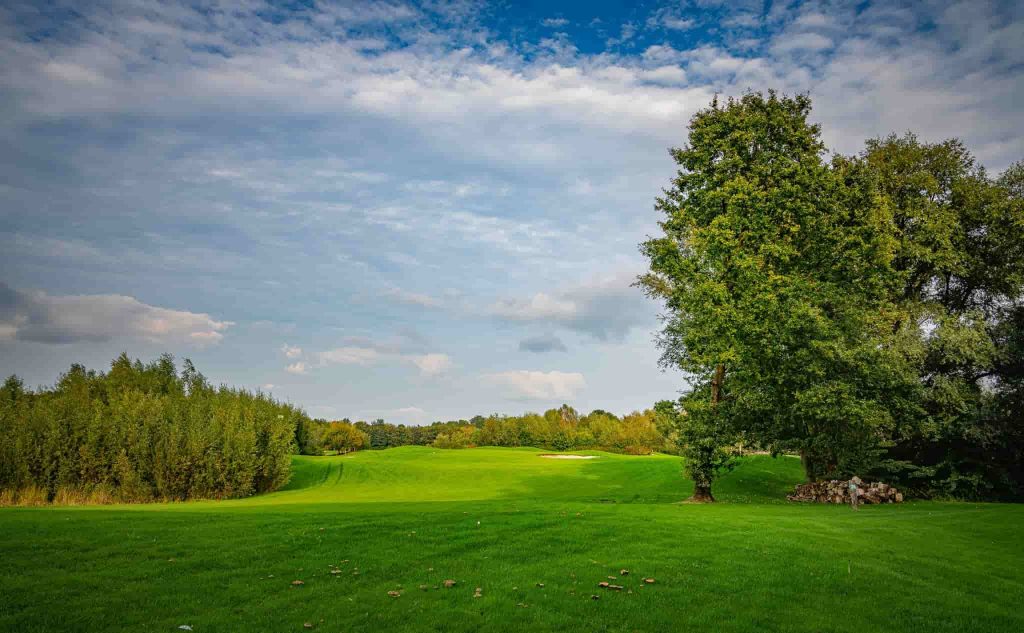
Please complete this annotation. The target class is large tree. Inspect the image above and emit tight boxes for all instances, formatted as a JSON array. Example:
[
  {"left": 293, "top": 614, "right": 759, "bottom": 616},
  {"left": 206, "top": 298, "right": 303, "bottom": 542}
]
[
  {"left": 640, "top": 92, "right": 902, "bottom": 494},
  {"left": 863, "top": 137, "right": 1024, "bottom": 497}
]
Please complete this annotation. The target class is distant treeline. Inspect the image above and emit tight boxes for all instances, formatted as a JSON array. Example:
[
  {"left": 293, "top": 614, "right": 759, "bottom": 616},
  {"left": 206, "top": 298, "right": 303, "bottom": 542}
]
[
  {"left": 296, "top": 405, "right": 672, "bottom": 456},
  {"left": 0, "top": 354, "right": 306, "bottom": 505},
  {"left": 1, "top": 354, "right": 678, "bottom": 505}
]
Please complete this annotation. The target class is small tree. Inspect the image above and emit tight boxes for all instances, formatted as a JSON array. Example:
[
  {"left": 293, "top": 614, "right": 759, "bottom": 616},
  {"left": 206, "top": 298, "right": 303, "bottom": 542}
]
[
  {"left": 323, "top": 421, "right": 368, "bottom": 454},
  {"left": 655, "top": 400, "right": 736, "bottom": 501},
  {"left": 432, "top": 425, "right": 477, "bottom": 449}
]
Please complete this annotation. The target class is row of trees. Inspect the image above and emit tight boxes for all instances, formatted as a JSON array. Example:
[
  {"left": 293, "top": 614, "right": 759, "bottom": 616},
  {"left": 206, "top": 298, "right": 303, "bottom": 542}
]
[
  {"left": 0, "top": 354, "right": 305, "bottom": 504},
  {"left": 641, "top": 92, "right": 1023, "bottom": 501},
  {"left": 0, "top": 353, "right": 676, "bottom": 504},
  {"left": 295, "top": 405, "right": 672, "bottom": 456}
]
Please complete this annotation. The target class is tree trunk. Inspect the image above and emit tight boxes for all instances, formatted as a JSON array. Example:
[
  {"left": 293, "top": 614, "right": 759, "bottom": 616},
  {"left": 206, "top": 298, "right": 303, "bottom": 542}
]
[
  {"left": 687, "top": 363, "right": 726, "bottom": 503},
  {"left": 800, "top": 450, "right": 826, "bottom": 482},
  {"left": 800, "top": 450, "right": 836, "bottom": 482},
  {"left": 690, "top": 484, "right": 715, "bottom": 502},
  {"left": 710, "top": 363, "right": 724, "bottom": 406}
]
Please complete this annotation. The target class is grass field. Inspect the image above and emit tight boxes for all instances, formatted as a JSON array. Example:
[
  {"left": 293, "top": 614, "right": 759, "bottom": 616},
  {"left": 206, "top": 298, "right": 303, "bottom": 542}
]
[{"left": 2, "top": 447, "right": 1022, "bottom": 632}]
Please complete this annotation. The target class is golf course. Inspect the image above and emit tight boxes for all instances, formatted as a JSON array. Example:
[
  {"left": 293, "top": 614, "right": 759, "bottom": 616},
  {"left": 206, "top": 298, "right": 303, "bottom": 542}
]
[{"left": 2, "top": 447, "right": 1021, "bottom": 632}]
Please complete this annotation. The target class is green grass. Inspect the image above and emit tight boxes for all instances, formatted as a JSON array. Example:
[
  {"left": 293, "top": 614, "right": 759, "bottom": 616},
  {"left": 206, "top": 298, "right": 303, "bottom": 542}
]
[{"left": 1, "top": 447, "right": 1022, "bottom": 632}]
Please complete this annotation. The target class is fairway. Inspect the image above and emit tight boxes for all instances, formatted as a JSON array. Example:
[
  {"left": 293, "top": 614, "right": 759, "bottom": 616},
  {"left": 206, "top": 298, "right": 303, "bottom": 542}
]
[{"left": 1, "top": 447, "right": 1022, "bottom": 633}]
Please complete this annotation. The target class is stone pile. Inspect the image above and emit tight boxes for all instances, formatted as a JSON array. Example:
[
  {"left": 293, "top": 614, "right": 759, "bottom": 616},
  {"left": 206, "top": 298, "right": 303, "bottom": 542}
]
[{"left": 787, "top": 477, "right": 904, "bottom": 504}]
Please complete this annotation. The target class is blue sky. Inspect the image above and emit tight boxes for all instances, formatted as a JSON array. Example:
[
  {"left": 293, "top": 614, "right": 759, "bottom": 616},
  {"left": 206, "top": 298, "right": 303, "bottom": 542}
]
[{"left": 2, "top": 0, "right": 1022, "bottom": 422}]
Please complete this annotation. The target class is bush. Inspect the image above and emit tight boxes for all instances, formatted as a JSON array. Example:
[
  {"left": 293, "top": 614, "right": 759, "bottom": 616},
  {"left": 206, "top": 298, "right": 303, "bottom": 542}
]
[{"left": 432, "top": 425, "right": 477, "bottom": 449}]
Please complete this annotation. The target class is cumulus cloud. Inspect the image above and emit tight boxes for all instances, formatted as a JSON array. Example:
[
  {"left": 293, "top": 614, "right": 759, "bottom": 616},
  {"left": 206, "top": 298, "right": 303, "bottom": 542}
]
[
  {"left": 281, "top": 344, "right": 302, "bottom": 359},
  {"left": 285, "top": 362, "right": 308, "bottom": 374},
  {"left": 519, "top": 334, "right": 568, "bottom": 353},
  {"left": 0, "top": 282, "right": 231, "bottom": 346},
  {"left": 485, "top": 370, "right": 586, "bottom": 400},
  {"left": 308, "top": 337, "right": 452, "bottom": 377},
  {"left": 490, "top": 273, "right": 652, "bottom": 341}
]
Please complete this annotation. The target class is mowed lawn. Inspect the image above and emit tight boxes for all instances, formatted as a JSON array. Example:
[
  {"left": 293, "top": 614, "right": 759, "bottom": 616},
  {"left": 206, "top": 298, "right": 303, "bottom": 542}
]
[{"left": 1, "top": 447, "right": 1022, "bottom": 632}]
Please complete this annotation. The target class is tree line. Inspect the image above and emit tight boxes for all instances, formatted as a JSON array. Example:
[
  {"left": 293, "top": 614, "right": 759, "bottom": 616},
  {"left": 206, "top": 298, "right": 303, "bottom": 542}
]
[
  {"left": 295, "top": 405, "right": 671, "bottom": 456},
  {"left": 0, "top": 354, "right": 304, "bottom": 504},
  {"left": 0, "top": 354, "right": 677, "bottom": 505},
  {"left": 642, "top": 91, "right": 1023, "bottom": 501}
]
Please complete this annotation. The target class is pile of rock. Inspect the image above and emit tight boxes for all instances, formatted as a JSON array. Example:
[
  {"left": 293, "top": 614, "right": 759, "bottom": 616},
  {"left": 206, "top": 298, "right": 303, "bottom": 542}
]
[{"left": 787, "top": 477, "right": 904, "bottom": 504}]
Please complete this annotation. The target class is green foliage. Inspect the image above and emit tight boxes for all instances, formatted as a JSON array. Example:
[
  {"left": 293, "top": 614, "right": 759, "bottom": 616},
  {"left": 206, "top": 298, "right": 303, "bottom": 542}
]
[
  {"left": 862, "top": 135, "right": 1024, "bottom": 498},
  {"left": 432, "top": 425, "right": 478, "bottom": 449},
  {"left": 0, "top": 353, "right": 306, "bottom": 504},
  {"left": 655, "top": 399, "right": 736, "bottom": 500},
  {"left": 640, "top": 93, "right": 1023, "bottom": 499},
  {"left": 336, "top": 406, "right": 671, "bottom": 455},
  {"left": 640, "top": 91, "right": 903, "bottom": 490},
  {"left": 294, "top": 415, "right": 326, "bottom": 456},
  {"left": 322, "top": 420, "right": 369, "bottom": 454}
]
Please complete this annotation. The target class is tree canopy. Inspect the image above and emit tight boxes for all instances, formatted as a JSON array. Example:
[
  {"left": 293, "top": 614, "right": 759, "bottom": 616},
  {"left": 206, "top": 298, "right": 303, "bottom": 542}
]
[
  {"left": 0, "top": 354, "right": 301, "bottom": 504},
  {"left": 642, "top": 92, "right": 1023, "bottom": 500}
]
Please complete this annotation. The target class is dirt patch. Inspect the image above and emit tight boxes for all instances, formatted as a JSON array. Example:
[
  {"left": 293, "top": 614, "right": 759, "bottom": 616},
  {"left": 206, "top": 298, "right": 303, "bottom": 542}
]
[{"left": 538, "top": 454, "right": 599, "bottom": 460}]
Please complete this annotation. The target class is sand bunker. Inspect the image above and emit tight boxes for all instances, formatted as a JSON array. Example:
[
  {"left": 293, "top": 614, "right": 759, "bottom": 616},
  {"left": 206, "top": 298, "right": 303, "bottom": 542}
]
[{"left": 538, "top": 454, "right": 599, "bottom": 460}]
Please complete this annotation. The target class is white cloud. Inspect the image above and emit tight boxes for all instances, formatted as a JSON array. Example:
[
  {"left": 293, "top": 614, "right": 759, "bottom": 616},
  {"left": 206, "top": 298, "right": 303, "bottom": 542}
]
[
  {"left": 606, "top": 22, "right": 638, "bottom": 47},
  {"left": 409, "top": 353, "right": 452, "bottom": 376},
  {"left": 281, "top": 344, "right": 303, "bottom": 359},
  {"left": 490, "top": 292, "right": 578, "bottom": 321},
  {"left": 262, "top": 383, "right": 275, "bottom": 390},
  {"left": 663, "top": 16, "right": 696, "bottom": 30},
  {"left": 2, "top": 0, "right": 1023, "bottom": 420},
  {"left": 642, "top": 44, "right": 687, "bottom": 64},
  {"left": 489, "top": 273, "right": 652, "bottom": 341},
  {"left": 771, "top": 32, "right": 834, "bottom": 53},
  {"left": 308, "top": 338, "right": 452, "bottom": 377},
  {"left": 285, "top": 361, "right": 308, "bottom": 375},
  {"left": 647, "top": 7, "right": 697, "bottom": 31},
  {"left": 642, "top": 65, "right": 688, "bottom": 84},
  {"left": 0, "top": 282, "right": 231, "bottom": 346},
  {"left": 541, "top": 18, "right": 569, "bottom": 28},
  {"left": 722, "top": 13, "right": 762, "bottom": 29},
  {"left": 0, "top": 0, "right": 1018, "bottom": 172},
  {"left": 485, "top": 370, "right": 586, "bottom": 400},
  {"left": 792, "top": 12, "right": 834, "bottom": 29}
]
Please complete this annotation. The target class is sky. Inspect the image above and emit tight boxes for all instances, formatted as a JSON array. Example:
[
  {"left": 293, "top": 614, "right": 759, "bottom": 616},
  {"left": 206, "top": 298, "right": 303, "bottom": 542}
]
[{"left": 1, "top": 0, "right": 1022, "bottom": 423}]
